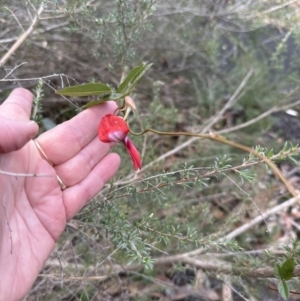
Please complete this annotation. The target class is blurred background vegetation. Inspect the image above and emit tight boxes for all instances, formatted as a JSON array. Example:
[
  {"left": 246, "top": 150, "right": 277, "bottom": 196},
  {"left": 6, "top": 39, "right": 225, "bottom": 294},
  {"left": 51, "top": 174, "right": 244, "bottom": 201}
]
[{"left": 2, "top": 1, "right": 300, "bottom": 300}]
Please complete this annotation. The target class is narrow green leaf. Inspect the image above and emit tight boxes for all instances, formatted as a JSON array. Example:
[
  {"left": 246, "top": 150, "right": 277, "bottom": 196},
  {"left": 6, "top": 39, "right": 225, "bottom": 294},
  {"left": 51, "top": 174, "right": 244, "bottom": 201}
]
[
  {"left": 274, "top": 263, "right": 281, "bottom": 279},
  {"left": 80, "top": 99, "right": 111, "bottom": 109},
  {"left": 278, "top": 280, "right": 290, "bottom": 300},
  {"left": 266, "top": 148, "right": 274, "bottom": 158},
  {"left": 105, "top": 93, "right": 126, "bottom": 100},
  {"left": 117, "top": 62, "right": 152, "bottom": 94},
  {"left": 81, "top": 93, "right": 124, "bottom": 109},
  {"left": 130, "top": 63, "right": 152, "bottom": 90},
  {"left": 117, "top": 63, "right": 144, "bottom": 93},
  {"left": 56, "top": 83, "right": 112, "bottom": 97},
  {"left": 280, "top": 257, "right": 295, "bottom": 281},
  {"left": 289, "top": 156, "right": 298, "bottom": 165}
]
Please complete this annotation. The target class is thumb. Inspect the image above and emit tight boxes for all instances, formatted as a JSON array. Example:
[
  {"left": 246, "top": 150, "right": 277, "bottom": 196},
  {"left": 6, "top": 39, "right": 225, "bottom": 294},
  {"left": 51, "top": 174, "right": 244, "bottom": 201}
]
[{"left": 0, "top": 88, "right": 39, "bottom": 153}]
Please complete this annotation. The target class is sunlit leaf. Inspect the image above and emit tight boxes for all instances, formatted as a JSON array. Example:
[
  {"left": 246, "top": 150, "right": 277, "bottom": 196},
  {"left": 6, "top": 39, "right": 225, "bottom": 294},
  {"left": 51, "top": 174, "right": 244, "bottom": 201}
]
[
  {"left": 280, "top": 257, "right": 295, "bottom": 281},
  {"left": 130, "top": 63, "right": 152, "bottom": 89},
  {"left": 274, "top": 263, "right": 281, "bottom": 279},
  {"left": 56, "top": 83, "right": 112, "bottom": 97},
  {"left": 117, "top": 62, "right": 152, "bottom": 94},
  {"left": 289, "top": 156, "right": 298, "bottom": 165},
  {"left": 81, "top": 93, "right": 124, "bottom": 109},
  {"left": 278, "top": 280, "right": 289, "bottom": 300},
  {"left": 117, "top": 63, "right": 144, "bottom": 93}
]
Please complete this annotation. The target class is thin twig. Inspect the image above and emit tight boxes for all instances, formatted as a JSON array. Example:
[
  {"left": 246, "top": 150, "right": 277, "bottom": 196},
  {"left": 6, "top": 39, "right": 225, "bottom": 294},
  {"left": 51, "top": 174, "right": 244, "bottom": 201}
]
[
  {"left": 42, "top": 195, "right": 300, "bottom": 282},
  {"left": 41, "top": 259, "right": 300, "bottom": 280},
  {"left": 120, "top": 70, "right": 257, "bottom": 179},
  {"left": 225, "top": 195, "right": 299, "bottom": 240},
  {"left": 244, "top": 0, "right": 300, "bottom": 20},
  {"left": 183, "top": 258, "right": 300, "bottom": 278},
  {"left": 0, "top": 4, "right": 44, "bottom": 67},
  {"left": 103, "top": 148, "right": 297, "bottom": 200},
  {"left": 153, "top": 194, "right": 299, "bottom": 265},
  {"left": 202, "top": 68, "right": 254, "bottom": 133},
  {"left": 0, "top": 73, "right": 75, "bottom": 82},
  {"left": 119, "top": 86, "right": 300, "bottom": 186},
  {"left": 218, "top": 89, "right": 300, "bottom": 135},
  {"left": 130, "top": 129, "right": 297, "bottom": 197},
  {"left": 2, "top": 62, "right": 28, "bottom": 80},
  {"left": 223, "top": 173, "right": 269, "bottom": 236},
  {"left": 4, "top": 6, "right": 25, "bottom": 31},
  {"left": 0, "top": 22, "right": 69, "bottom": 44}
]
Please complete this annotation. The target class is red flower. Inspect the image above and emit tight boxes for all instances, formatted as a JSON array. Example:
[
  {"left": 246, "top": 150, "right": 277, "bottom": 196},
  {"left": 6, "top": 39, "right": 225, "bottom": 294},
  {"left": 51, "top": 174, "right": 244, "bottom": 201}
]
[{"left": 98, "top": 114, "right": 142, "bottom": 170}]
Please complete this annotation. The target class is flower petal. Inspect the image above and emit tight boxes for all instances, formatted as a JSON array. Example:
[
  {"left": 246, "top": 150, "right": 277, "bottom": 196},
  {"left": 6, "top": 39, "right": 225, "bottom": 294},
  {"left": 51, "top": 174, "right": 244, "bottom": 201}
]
[
  {"left": 123, "top": 136, "right": 142, "bottom": 170},
  {"left": 108, "top": 131, "right": 127, "bottom": 142},
  {"left": 98, "top": 114, "right": 129, "bottom": 143}
]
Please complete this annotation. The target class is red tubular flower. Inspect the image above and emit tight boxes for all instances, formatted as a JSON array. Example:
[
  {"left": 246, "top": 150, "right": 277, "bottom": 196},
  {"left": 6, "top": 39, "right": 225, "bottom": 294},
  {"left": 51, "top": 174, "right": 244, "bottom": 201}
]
[
  {"left": 98, "top": 114, "right": 142, "bottom": 170},
  {"left": 123, "top": 136, "right": 141, "bottom": 171}
]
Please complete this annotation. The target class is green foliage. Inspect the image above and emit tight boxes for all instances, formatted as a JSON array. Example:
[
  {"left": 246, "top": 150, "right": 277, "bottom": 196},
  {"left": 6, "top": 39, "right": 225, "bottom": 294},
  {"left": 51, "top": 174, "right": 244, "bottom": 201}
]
[
  {"left": 31, "top": 79, "right": 44, "bottom": 124},
  {"left": 55, "top": 62, "right": 152, "bottom": 109},
  {"left": 276, "top": 257, "right": 295, "bottom": 281},
  {"left": 274, "top": 258, "right": 295, "bottom": 300},
  {"left": 278, "top": 281, "right": 290, "bottom": 300},
  {"left": 117, "top": 62, "right": 152, "bottom": 94},
  {"left": 54, "top": 0, "right": 156, "bottom": 69},
  {"left": 269, "top": 239, "right": 300, "bottom": 299},
  {"left": 56, "top": 82, "right": 112, "bottom": 96},
  {"left": 3, "top": 0, "right": 300, "bottom": 300}
]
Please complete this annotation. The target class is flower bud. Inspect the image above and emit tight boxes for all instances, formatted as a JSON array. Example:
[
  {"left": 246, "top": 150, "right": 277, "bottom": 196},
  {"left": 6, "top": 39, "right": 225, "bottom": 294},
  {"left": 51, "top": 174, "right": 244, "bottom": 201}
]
[{"left": 124, "top": 96, "right": 137, "bottom": 110}]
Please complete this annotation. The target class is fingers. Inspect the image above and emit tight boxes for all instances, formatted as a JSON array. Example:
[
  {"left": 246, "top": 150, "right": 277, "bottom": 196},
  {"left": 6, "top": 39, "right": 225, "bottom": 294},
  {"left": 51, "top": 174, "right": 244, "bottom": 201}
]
[
  {"left": 54, "top": 138, "right": 110, "bottom": 186},
  {"left": 0, "top": 119, "right": 38, "bottom": 153},
  {"left": 1, "top": 88, "right": 34, "bottom": 119},
  {"left": 0, "top": 88, "right": 39, "bottom": 153},
  {"left": 37, "top": 101, "right": 118, "bottom": 165},
  {"left": 62, "top": 152, "right": 121, "bottom": 220}
]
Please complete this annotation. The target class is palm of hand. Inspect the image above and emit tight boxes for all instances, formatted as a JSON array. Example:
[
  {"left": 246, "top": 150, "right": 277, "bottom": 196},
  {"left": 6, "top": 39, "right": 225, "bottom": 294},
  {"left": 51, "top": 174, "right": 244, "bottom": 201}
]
[
  {"left": 0, "top": 144, "right": 65, "bottom": 297},
  {"left": 0, "top": 88, "right": 120, "bottom": 300}
]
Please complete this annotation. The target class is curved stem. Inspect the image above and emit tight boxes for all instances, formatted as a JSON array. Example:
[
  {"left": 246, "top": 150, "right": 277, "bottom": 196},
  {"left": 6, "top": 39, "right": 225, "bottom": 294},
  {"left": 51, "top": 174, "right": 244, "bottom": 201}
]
[
  {"left": 130, "top": 128, "right": 298, "bottom": 198},
  {"left": 0, "top": 4, "right": 44, "bottom": 67}
]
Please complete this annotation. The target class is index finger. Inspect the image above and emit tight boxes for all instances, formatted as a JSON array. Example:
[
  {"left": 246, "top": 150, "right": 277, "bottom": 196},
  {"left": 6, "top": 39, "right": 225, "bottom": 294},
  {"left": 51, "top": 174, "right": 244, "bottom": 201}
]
[{"left": 37, "top": 101, "right": 117, "bottom": 165}]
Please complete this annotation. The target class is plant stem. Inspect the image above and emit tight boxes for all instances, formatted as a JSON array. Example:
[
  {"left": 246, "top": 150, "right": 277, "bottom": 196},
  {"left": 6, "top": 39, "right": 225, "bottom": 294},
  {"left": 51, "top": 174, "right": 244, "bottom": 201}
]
[{"left": 130, "top": 128, "right": 298, "bottom": 198}]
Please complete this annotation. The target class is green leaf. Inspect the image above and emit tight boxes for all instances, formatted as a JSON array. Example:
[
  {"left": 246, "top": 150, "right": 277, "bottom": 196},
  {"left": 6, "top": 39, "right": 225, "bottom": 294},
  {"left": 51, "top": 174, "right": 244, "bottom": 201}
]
[
  {"left": 81, "top": 93, "right": 124, "bottom": 109},
  {"left": 289, "top": 156, "right": 298, "bottom": 165},
  {"left": 274, "top": 263, "right": 281, "bottom": 279},
  {"left": 280, "top": 257, "right": 295, "bottom": 281},
  {"left": 117, "top": 62, "right": 152, "bottom": 94},
  {"left": 278, "top": 280, "right": 290, "bottom": 300},
  {"left": 117, "top": 63, "right": 144, "bottom": 93},
  {"left": 129, "top": 63, "right": 152, "bottom": 89},
  {"left": 56, "top": 83, "right": 112, "bottom": 97}
]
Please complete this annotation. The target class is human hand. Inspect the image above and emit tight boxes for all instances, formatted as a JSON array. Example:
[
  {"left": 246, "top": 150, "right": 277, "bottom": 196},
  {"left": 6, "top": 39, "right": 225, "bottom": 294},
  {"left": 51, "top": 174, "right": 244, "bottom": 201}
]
[{"left": 0, "top": 88, "right": 120, "bottom": 301}]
